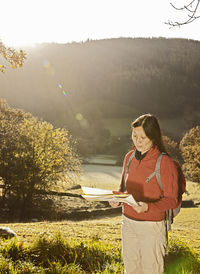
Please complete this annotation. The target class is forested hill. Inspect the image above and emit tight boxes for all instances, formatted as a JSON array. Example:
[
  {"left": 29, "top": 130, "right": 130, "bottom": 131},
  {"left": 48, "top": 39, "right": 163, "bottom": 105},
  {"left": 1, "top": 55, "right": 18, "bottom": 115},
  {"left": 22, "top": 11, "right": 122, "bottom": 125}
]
[{"left": 1, "top": 37, "right": 200, "bottom": 140}]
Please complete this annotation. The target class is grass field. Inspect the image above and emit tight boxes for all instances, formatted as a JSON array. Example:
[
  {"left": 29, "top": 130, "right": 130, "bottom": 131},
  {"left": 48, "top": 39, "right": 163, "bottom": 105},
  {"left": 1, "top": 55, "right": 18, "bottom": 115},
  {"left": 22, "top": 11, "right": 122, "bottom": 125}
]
[
  {"left": 0, "top": 164, "right": 199, "bottom": 273},
  {"left": 1, "top": 207, "right": 199, "bottom": 252},
  {"left": 1, "top": 204, "right": 199, "bottom": 257},
  {"left": 0, "top": 163, "right": 199, "bottom": 258}
]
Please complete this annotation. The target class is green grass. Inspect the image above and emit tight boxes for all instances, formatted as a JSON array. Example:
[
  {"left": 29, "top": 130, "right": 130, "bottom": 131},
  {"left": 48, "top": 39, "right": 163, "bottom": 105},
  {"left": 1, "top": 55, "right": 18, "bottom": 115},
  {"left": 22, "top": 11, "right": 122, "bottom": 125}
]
[
  {"left": 0, "top": 233, "right": 199, "bottom": 273},
  {"left": 0, "top": 234, "right": 123, "bottom": 273},
  {"left": 165, "top": 238, "right": 200, "bottom": 274}
]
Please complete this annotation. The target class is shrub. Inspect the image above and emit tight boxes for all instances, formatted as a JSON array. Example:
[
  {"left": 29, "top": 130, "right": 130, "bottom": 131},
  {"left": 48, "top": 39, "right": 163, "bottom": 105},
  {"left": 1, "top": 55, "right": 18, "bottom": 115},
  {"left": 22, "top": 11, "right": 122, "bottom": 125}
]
[
  {"left": 163, "top": 135, "right": 182, "bottom": 162},
  {"left": 180, "top": 126, "right": 200, "bottom": 182},
  {"left": 29, "top": 233, "right": 122, "bottom": 273},
  {"left": 0, "top": 100, "right": 80, "bottom": 219},
  {"left": 165, "top": 237, "right": 200, "bottom": 274}
]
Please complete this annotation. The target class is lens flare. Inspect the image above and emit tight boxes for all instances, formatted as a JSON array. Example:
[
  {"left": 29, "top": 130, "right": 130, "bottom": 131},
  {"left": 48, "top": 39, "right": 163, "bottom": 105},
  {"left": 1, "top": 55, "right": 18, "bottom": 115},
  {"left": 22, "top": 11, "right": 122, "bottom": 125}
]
[
  {"left": 57, "top": 83, "right": 67, "bottom": 96},
  {"left": 75, "top": 113, "right": 89, "bottom": 129},
  {"left": 62, "top": 90, "right": 67, "bottom": 96},
  {"left": 75, "top": 113, "right": 83, "bottom": 121},
  {"left": 43, "top": 59, "right": 49, "bottom": 66},
  {"left": 42, "top": 59, "right": 55, "bottom": 75}
]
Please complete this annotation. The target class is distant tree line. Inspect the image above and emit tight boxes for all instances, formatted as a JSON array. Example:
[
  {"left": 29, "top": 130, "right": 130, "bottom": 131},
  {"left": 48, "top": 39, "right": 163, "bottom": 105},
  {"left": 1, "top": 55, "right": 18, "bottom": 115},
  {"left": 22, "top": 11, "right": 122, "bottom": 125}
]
[{"left": 1, "top": 38, "right": 200, "bottom": 144}]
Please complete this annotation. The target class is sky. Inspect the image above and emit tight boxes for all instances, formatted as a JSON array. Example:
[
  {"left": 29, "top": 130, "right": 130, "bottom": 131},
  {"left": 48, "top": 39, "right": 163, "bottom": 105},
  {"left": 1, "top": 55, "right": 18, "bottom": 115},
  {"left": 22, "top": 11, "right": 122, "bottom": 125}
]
[{"left": 0, "top": 0, "right": 200, "bottom": 47}]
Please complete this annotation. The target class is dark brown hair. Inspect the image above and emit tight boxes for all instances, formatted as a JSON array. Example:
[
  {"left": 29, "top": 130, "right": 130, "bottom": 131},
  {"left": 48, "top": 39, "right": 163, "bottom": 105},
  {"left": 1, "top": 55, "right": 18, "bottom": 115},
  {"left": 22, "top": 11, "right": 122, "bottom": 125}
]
[{"left": 131, "top": 114, "right": 168, "bottom": 154}]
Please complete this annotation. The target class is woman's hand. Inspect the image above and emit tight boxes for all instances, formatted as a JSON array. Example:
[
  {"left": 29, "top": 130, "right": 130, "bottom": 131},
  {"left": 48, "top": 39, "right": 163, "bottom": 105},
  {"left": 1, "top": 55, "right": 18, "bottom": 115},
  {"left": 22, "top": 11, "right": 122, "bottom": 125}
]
[
  {"left": 130, "top": 201, "right": 148, "bottom": 213},
  {"left": 109, "top": 201, "right": 121, "bottom": 208},
  {"left": 109, "top": 191, "right": 125, "bottom": 208}
]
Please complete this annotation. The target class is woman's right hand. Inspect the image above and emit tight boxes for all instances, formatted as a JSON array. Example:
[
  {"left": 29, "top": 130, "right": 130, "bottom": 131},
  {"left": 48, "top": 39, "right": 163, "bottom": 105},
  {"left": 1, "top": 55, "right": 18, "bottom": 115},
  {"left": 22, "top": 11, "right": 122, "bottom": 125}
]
[{"left": 109, "top": 201, "right": 121, "bottom": 208}]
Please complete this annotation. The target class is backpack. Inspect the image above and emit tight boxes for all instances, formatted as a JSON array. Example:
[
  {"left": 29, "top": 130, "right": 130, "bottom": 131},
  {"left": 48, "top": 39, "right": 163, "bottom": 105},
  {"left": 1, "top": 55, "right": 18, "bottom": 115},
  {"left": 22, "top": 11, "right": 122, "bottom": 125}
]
[{"left": 146, "top": 153, "right": 186, "bottom": 229}]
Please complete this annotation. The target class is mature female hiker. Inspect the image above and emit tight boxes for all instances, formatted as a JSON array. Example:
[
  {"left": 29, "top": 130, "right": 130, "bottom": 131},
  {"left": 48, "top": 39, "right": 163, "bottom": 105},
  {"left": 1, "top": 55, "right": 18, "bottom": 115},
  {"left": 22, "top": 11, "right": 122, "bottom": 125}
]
[{"left": 109, "top": 114, "right": 184, "bottom": 274}]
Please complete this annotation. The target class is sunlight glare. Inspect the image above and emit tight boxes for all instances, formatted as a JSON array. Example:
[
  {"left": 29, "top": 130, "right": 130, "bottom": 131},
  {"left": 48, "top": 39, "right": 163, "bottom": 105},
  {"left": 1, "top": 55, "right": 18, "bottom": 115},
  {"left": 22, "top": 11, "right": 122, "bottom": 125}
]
[{"left": 0, "top": 0, "right": 199, "bottom": 47}]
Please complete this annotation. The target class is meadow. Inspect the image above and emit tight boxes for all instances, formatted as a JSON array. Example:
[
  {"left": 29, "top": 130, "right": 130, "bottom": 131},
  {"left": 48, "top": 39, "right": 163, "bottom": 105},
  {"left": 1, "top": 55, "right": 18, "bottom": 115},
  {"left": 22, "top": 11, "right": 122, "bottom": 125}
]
[{"left": 0, "top": 163, "right": 200, "bottom": 273}]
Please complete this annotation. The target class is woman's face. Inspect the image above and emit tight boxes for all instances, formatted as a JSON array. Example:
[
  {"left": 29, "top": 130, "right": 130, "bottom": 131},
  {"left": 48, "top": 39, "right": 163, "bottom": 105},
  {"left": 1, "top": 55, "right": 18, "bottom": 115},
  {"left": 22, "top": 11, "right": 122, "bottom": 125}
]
[{"left": 132, "top": 126, "right": 153, "bottom": 154}]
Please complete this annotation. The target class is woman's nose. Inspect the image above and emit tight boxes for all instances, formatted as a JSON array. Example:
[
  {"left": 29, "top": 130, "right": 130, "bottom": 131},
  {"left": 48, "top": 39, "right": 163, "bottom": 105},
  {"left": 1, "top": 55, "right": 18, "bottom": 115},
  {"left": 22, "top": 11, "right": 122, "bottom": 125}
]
[{"left": 137, "top": 138, "right": 142, "bottom": 144}]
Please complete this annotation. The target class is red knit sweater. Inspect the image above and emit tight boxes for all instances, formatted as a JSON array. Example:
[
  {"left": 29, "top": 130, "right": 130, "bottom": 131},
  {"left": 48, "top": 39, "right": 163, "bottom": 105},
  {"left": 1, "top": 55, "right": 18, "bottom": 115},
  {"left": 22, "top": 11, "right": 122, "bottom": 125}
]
[{"left": 119, "top": 146, "right": 179, "bottom": 221}]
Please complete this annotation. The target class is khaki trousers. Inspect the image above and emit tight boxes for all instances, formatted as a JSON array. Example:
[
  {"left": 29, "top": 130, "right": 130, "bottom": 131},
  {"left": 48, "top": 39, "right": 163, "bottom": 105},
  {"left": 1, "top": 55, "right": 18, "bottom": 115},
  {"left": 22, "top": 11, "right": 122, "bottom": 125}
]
[{"left": 122, "top": 215, "right": 166, "bottom": 274}]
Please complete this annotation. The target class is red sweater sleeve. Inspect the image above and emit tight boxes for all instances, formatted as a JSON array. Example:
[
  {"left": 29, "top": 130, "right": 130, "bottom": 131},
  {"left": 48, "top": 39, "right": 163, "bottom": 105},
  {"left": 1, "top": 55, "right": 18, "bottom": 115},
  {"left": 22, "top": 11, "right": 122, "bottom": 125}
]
[{"left": 148, "top": 155, "right": 179, "bottom": 213}]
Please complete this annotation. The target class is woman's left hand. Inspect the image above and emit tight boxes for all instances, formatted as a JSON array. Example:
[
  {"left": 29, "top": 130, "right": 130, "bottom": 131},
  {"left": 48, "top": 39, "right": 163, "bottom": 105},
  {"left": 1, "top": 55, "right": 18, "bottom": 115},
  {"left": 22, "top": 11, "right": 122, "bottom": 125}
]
[{"left": 130, "top": 201, "right": 148, "bottom": 213}]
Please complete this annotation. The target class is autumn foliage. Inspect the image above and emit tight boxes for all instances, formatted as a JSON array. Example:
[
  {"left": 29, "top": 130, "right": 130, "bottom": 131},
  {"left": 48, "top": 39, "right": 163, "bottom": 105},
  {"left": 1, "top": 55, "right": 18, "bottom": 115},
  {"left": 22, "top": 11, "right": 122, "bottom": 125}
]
[
  {"left": 0, "top": 40, "right": 26, "bottom": 72},
  {"left": 180, "top": 126, "right": 200, "bottom": 183},
  {"left": 0, "top": 99, "right": 80, "bottom": 217}
]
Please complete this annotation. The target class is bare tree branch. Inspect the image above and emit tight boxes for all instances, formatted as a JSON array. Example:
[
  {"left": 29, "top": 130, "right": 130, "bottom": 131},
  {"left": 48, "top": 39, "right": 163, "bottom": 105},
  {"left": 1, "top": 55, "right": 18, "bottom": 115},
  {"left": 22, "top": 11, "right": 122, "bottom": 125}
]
[{"left": 166, "top": 0, "right": 200, "bottom": 27}]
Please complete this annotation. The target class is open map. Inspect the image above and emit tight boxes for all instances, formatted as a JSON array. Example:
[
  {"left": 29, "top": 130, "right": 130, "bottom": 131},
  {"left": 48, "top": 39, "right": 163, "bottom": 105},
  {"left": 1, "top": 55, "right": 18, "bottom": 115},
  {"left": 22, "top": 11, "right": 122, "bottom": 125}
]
[{"left": 81, "top": 186, "right": 138, "bottom": 205}]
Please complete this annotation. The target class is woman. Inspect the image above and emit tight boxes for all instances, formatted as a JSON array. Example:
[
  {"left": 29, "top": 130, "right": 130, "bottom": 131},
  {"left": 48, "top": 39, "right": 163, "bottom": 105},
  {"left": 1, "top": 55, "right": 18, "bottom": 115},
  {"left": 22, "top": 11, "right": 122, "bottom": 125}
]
[{"left": 110, "top": 114, "right": 180, "bottom": 274}]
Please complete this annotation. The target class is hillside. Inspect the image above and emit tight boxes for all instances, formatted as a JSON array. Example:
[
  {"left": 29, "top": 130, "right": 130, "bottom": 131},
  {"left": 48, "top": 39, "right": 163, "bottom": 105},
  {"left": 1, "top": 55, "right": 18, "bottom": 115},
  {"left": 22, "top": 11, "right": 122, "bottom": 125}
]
[{"left": 1, "top": 38, "right": 200, "bottom": 142}]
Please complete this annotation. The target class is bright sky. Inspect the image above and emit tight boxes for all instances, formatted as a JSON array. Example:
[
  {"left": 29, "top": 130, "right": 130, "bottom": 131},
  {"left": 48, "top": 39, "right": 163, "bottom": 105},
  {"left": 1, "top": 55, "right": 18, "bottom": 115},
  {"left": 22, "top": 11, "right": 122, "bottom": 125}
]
[{"left": 0, "top": 0, "right": 200, "bottom": 47}]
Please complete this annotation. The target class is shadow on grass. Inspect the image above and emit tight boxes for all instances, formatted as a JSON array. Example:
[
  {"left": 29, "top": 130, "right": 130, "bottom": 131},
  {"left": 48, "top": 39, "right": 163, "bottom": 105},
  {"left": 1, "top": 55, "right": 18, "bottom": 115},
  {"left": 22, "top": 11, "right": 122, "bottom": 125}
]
[{"left": 182, "top": 199, "right": 196, "bottom": 207}]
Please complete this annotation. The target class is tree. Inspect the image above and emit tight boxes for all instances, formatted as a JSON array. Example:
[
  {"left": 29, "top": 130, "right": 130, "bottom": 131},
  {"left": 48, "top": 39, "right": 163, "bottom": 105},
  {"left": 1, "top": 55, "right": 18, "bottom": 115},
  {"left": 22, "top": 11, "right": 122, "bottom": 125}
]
[
  {"left": 0, "top": 99, "right": 80, "bottom": 218},
  {"left": 167, "top": 0, "right": 200, "bottom": 26},
  {"left": 163, "top": 136, "right": 182, "bottom": 162},
  {"left": 180, "top": 126, "right": 200, "bottom": 182},
  {"left": 0, "top": 40, "right": 26, "bottom": 73}
]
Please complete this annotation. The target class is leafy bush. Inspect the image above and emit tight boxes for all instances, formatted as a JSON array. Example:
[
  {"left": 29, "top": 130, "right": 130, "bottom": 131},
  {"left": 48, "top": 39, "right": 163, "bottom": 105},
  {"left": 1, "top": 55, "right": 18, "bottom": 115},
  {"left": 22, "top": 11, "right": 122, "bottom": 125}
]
[
  {"left": 163, "top": 136, "right": 182, "bottom": 162},
  {"left": 0, "top": 100, "right": 80, "bottom": 219},
  {"left": 165, "top": 237, "right": 200, "bottom": 274},
  {"left": 180, "top": 126, "right": 200, "bottom": 183},
  {"left": 0, "top": 40, "right": 26, "bottom": 73},
  {"left": 28, "top": 233, "right": 122, "bottom": 273}
]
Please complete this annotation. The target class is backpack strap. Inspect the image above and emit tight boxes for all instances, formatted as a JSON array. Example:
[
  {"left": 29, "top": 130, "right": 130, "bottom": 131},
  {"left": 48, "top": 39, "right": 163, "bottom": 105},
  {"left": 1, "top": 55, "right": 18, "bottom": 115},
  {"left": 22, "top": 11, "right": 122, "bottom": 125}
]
[
  {"left": 123, "top": 151, "right": 136, "bottom": 191},
  {"left": 155, "top": 153, "right": 165, "bottom": 190},
  {"left": 126, "top": 151, "right": 136, "bottom": 172},
  {"left": 152, "top": 153, "right": 173, "bottom": 223},
  {"left": 145, "top": 153, "right": 165, "bottom": 187},
  {"left": 146, "top": 152, "right": 171, "bottom": 255}
]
